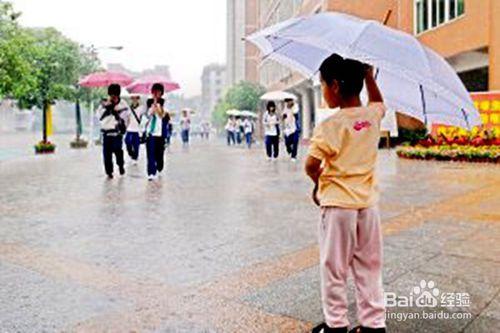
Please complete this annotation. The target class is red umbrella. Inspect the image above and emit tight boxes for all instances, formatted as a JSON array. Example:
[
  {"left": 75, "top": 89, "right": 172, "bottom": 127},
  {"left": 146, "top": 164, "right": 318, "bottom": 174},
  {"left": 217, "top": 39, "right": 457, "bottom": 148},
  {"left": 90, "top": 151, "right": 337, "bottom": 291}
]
[
  {"left": 78, "top": 71, "right": 133, "bottom": 88},
  {"left": 126, "top": 75, "right": 180, "bottom": 94}
]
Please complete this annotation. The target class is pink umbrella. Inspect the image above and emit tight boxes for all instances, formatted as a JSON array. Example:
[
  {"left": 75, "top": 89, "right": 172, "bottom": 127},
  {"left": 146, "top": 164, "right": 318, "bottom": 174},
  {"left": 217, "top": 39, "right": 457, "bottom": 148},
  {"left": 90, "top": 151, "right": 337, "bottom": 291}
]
[
  {"left": 78, "top": 71, "right": 133, "bottom": 88},
  {"left": 126, "top": 75, "right": 180, "bottom": 94}
]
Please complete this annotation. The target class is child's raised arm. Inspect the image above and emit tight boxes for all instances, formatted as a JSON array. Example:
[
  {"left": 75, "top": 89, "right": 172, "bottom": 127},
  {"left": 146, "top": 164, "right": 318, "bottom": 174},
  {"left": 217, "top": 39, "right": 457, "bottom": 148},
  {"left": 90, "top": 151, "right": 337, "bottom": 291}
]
[{"left": 365, "top": 67, "right": 384, "bottom": 104}]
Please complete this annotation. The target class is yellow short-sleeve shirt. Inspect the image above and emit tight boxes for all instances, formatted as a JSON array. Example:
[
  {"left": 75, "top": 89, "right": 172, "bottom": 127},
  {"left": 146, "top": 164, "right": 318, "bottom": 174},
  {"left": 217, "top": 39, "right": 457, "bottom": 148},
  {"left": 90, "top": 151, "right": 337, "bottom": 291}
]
[{"left": 309, "top": 103, "right": 386, "bottom": 208}]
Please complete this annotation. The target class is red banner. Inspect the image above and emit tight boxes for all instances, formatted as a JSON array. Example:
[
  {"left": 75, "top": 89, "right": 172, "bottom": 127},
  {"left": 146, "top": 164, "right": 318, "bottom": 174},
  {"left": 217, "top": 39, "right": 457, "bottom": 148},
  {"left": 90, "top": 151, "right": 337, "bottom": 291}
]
[{"left": 432, "top": 91, "right": 500, "bottom": 138}]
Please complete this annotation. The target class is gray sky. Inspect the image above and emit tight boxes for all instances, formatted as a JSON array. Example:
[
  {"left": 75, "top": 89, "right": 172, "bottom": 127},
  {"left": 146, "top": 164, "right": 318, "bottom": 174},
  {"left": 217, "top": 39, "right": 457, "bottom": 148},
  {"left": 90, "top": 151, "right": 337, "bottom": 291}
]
[{"left": 11, "top": 0, "right": 227, "bottom": 97}]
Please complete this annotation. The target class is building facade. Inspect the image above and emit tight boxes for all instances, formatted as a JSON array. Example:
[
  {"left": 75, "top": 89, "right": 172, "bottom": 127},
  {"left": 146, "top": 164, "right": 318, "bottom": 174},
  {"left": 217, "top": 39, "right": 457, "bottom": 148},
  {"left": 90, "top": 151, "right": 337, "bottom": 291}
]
[
  {"left": 246, "top": 0, "right": 500, "bottom": 138},
  {"left": 201, "top": 64, "right": 227, "bottom": 120},
  {"left": 226, "top": 0, "right": 260, "bottom": 86}
]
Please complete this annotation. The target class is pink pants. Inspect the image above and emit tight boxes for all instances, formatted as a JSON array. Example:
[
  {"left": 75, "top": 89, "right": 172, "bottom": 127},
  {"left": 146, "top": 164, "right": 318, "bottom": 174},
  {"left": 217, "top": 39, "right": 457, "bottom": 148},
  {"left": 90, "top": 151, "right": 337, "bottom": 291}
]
[{"left": 318, "top": 206, "right": 386, "bottom": 328}]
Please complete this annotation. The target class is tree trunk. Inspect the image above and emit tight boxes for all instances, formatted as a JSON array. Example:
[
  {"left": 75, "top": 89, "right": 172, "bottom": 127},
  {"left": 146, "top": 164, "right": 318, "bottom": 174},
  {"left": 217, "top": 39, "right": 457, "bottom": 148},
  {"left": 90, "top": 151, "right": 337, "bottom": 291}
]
[
  {"left": 75, "top": 99, "right": 82, "bottom": 140},
  {"left": 42, "top": 101, "right": 48, "bottom": 143}
]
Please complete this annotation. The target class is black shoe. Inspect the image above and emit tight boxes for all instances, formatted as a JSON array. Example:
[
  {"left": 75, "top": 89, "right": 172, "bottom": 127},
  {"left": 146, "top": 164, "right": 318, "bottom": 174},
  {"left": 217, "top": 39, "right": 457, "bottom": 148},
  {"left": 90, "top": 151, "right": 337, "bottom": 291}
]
[
  {"left": 349, "top": 326, "right": 386, "bottom": 333},
  {"left": 106, "top": 173, "right": 113, "bottom": 179},
  {"left": 119, "top": 166, "right": 125, "bottom": 175},
  {"left": 312, "top": 323, "right": 348, "bottom": 333}
]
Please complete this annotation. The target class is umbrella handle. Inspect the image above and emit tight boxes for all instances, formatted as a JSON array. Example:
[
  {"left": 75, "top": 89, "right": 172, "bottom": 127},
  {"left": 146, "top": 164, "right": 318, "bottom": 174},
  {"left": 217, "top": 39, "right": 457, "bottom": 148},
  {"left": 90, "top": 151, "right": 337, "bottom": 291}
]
[{"left": 382, "top": 9, "right": 393, "bottom": 25}]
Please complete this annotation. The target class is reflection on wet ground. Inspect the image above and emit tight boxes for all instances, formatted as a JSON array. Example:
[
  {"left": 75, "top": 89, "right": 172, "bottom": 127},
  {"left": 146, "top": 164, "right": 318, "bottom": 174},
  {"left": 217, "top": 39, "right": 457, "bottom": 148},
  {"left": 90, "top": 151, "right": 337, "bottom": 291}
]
[{"left": 0, "top": 138, "right": 499, "bottom": 332}]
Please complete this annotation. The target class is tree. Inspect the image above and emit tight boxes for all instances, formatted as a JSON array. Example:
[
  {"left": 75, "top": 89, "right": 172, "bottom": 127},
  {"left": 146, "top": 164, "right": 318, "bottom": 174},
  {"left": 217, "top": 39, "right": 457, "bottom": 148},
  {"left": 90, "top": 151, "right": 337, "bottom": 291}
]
[
  {"left": 1, "top": 1, "right": 102, "bottom": 144},
  {"left": 212, "top": 81, "right": 265, "bottom": 127},
  {"left": 0, "top": 1, "right": 38, "bottom": 101}
]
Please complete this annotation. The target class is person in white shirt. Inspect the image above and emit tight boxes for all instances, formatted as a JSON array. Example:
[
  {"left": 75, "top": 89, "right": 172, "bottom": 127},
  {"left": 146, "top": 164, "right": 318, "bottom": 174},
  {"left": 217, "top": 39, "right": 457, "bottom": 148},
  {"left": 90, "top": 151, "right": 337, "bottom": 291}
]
[
  {"left": 263, "top": 101, "right": 280, "bottom": 160},
  {"left": 243, "top": 117, "right": 254, "bottom": 149},
  {"left": 201, "top": 121, "right": 211, "bottom": 140},
  {"left": 225, "top": 116, "right": 236, "bottom": 146},
  {"left": 96, "top": 84, "right": 130, "bottom": 179},
  {"left": 180, "top": 109, "right": 191, "bottom": 146},
  {"left": 145, "top": 83, "right": 166, "bottom": 181},
  {"left": 235, "top": 117, "right": 243, "bottom": 145},
  {"left": 282, "top": 98, "right": 300, "bottom": 162},
  {"left": 124, "top": 94, "right": 145, "bottom": 164}
]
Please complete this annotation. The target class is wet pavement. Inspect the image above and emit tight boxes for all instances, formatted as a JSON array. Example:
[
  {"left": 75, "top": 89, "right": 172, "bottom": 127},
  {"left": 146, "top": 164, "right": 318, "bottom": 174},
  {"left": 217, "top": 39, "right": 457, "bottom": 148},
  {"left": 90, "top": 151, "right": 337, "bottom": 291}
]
[{"left": 0, "top": 136, "right": 499, "bottom": 332}]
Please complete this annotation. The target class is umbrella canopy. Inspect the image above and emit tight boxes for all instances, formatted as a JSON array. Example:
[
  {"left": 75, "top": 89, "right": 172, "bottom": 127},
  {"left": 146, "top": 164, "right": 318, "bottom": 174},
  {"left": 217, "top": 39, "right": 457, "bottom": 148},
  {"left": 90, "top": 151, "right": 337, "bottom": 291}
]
[
  {"left": 260, "top": 91, "right": 297, "bottom": 101},
  {"left": 240, "top": 110, "right": 258, "bottom": 118},
  {"left": 78, "top": 71, "right": 133, "bottom": 88},
  {"left": 247, "top": 12, "right": 481, "bottom": 129},
  {"left": 226, "top": 109, "right": 242, "bottom": 116},
  {"left": 127, "top": 75, "right": 180, "bottom": 94}
]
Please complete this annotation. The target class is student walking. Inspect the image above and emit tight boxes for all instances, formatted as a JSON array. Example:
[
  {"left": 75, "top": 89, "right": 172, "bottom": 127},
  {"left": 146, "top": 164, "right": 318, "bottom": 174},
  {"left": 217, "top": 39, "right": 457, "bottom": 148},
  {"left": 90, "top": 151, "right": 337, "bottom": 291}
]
[
  {"left": 145, "top": 83, "right": 166, "bottom": 181},
  {"left": 235, "top": 116, "right": 243, "bottom": 145},
  {"left": 263, "top": 101, "right": 280, "bottom": 161},
  {"left": 180, "top": 109, "right": 191, "bottom": 146},
  {"left": 97, "top": 84, "right": 130, "bottom": 179},
  {"left": 242, "top": 117, "right": 253, "bottom": 149},
  {"left": 161, "top": 108, "right": 172, "bottom": 149},
  {"left": 283, "top": 98, "right": 300, "bottom": 162},
  {"left": 124, "top": 94, "right": 144, "bottom": 165},
  {"left": 305, "top": 54, "right": 386, "bottom": 333},
  {"left": 225, "top": 116, "right": 236, "bottom": 146}
]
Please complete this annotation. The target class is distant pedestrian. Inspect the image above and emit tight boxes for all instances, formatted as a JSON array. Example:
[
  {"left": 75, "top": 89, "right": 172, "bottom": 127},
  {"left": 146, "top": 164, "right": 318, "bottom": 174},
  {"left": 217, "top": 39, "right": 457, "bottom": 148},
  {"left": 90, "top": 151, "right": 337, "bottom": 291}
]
[
  {"left": 180, "top": 109, "right": 191, "bottom": 146},
  {"left": 145, "top": 83, "right": 166, "bottom": 181},
  {"left": 165, "top": 122, "right": 173, "bottom": 147},
  {"left": 263, "top": 101, "right": 279, "bottom": 161},
  {"left": 235, "top": 116, "right": 243, "bottom": 145},
  {"left": 97, "top": 84, "right": 130, "bottom": 179},
  {"left": 201, "top": 121, "right": 211, "bottom": 140},
  {"left": 124, "top": 94, "right": 145, "bottom": 165},
  {"left": 225, "top": 116, "right": 236, "bottom": 146},
  {"left": 242, "top": 117, "right": 253, "bottom": 149},
  {"left": 305, "top": 54, "right": 386, "bottom": 333},
  {"left": 161, "top": 109, "right": 172, "bottom": 149},
  {"left": 283, "top": 98, "right": 300, "bottom": 162}
]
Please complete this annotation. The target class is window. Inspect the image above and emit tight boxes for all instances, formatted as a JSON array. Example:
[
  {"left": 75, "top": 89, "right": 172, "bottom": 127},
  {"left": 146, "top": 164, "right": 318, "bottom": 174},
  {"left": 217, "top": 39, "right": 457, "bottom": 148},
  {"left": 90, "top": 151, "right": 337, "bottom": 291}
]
[
  {"left": 415, "top": 0, "right": 465, "bottom": 34},
  {"left": 439, "top": 0, "right": 446, "bottom": 24},
  {"left": 432, "top": 0, "right": 438, "bottom": 28}
]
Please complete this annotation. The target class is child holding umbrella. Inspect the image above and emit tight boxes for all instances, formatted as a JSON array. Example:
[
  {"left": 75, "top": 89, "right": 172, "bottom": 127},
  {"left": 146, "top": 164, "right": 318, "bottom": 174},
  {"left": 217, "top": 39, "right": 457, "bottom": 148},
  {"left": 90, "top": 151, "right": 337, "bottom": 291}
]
[
  {"left": 306, "top": 54, "right": 386, "bottom": 333},
  {"left": 97, "top": 84, "right": 130, "bottom": 179}
]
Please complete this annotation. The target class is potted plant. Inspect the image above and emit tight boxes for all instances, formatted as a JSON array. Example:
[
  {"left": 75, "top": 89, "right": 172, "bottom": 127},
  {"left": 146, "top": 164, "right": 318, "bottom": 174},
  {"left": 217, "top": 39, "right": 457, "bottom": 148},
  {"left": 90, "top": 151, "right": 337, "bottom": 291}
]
[{"left": 34, "top": 141, "right": 56, "bottom": 154}]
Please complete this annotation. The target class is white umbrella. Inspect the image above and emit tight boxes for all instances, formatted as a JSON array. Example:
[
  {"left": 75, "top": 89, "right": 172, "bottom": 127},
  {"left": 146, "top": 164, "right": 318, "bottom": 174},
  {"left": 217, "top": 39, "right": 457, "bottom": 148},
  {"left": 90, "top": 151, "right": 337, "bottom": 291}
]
[
  {"left": 247, "top": 12, "right": 481, "bottom": 129},
  {"left": 260, "top": 91, "right": 297, "bottom": 101},
  {"left": 241, "top": 110, "right": 258, "bottom": 118},
  {"left": 226, "top": 109, "right": 242, "bottom": 116}
]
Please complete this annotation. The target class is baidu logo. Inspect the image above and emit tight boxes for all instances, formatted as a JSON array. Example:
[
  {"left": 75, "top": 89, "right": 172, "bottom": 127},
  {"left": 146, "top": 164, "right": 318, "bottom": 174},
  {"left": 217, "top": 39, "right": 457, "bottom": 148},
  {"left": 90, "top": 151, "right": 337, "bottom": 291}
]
[
  {"left": 385, "top": 279, "right": 470, "bottom": 308},
  {"left": 412, "top": 280, "right": 440, "bottom": 308}
]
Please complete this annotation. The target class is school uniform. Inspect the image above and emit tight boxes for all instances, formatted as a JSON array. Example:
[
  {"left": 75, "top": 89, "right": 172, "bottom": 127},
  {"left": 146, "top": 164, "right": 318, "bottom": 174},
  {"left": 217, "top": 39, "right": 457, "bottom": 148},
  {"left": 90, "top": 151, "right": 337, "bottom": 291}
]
[
  {"left": 97, "top": 100, "right": 130, "bottom": 177},
  {"left": 225, "top": 119, "right": 236, "bottom": 146},
  {"left": 263, "top": 111, "right": 279, "bottom": 158},
  {"left": 283, "top": 105, "right": 300, "bottom": 159},
  {"left": 145, "top": 104, "right": 165, "bottom": 177},
  {"left": 162, "top": 113, "right": 172, "bottom": 146},
  {"left": 125, "top": 103, "right": 145, "bottom": 161},
  {"left": 309, "top": 102, "right": 387, "bottom": 329},
  {"left": 235, "top": 118, "right": 243, "bottom": 144},
  {"left": 243, "top": 118, "right": 253, "bottom": 148},
  {"left": 180, "top": 115, "right": 191, "bottom": 144}
]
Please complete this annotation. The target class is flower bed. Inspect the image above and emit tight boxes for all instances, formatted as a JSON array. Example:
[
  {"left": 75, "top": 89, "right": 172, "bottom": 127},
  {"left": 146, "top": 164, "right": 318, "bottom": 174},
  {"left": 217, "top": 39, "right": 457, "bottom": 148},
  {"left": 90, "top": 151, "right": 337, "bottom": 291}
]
[
  {"left": 34, "top": 141, "right": 56, "bottom": 154},
  {"left": 397, "top": 145, "right": 499, "bottom": 164}
]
